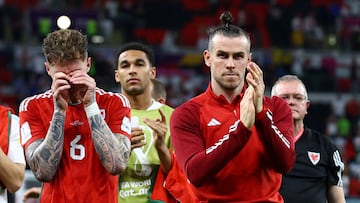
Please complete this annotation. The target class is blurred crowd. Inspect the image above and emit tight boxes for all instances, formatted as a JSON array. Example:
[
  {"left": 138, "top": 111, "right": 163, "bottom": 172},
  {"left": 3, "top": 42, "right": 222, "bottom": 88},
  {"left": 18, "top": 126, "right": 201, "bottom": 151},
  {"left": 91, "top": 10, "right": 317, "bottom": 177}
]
[
  {"left": 326, "top": 93, "right": 360, "bottom": 197},
  {"left": 0, "top": 0, "right": 359, "bottom": 199}
]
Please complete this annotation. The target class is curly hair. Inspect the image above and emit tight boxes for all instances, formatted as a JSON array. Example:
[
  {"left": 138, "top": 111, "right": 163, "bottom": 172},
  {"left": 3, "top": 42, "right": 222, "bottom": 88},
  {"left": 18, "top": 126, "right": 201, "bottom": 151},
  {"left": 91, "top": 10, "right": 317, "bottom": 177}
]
[{"left": 42, "top": 29, "right": 88, "bottom": 66}]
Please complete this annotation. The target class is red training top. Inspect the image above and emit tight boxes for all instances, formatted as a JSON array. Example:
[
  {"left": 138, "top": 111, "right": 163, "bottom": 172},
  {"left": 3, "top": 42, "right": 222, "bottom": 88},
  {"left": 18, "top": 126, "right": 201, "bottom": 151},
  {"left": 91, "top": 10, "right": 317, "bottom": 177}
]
[{"left": 170, "top": 84, "right": 295, "bottom": 202}]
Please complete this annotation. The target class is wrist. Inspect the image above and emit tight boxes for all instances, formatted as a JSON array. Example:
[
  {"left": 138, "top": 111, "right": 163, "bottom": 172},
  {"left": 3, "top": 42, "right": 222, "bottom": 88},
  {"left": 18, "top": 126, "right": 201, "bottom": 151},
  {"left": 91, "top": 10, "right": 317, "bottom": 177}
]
[
  {"left": 85, "top": 102, "right": 100, "bottom": 118},
  {"left": 54, "top": 105, "right": 66, "bottom": 114},
  {"left": 256, "top": 105, "right": 263, "bottom": 113}
]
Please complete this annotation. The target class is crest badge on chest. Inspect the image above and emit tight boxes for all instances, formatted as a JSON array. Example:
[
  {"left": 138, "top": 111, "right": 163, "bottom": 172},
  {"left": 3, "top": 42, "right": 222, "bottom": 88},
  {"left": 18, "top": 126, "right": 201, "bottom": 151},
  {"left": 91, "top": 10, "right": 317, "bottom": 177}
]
[{"left": 307, "top": 151, "right": 320, "bottom": 165}]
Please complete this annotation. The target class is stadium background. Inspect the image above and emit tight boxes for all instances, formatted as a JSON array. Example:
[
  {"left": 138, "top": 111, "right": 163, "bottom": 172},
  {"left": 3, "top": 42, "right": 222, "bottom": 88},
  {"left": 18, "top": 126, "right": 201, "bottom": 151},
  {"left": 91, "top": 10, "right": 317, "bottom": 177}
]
[{"left": 0, "top": 0, "right": 359, "bottom": 202}]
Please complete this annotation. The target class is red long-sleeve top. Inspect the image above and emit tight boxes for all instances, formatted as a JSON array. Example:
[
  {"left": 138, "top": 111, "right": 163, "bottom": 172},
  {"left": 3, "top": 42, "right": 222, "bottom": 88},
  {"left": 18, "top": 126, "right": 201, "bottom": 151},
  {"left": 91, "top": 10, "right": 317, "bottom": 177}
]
[{"left": 170, "top": 85, "right": 295, "bottom": 202}]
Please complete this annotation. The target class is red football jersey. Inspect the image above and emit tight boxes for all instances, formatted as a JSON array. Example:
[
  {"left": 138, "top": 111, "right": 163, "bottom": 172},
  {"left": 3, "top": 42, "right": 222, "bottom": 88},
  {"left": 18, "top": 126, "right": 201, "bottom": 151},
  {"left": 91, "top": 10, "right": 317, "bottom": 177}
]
[
  {"left": 19, "top": 88, "right": 131, "bottom": 203},
  {"left": 170, "top": 85, "right": 295, "bottom": 202}
]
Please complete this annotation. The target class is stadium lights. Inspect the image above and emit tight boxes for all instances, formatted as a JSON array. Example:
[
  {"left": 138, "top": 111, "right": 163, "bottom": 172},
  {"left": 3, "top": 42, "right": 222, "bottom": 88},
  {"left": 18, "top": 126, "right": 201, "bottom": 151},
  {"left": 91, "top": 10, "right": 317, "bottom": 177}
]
[{"left": 57, "top": 15, "right": 71, "bottom": 30}]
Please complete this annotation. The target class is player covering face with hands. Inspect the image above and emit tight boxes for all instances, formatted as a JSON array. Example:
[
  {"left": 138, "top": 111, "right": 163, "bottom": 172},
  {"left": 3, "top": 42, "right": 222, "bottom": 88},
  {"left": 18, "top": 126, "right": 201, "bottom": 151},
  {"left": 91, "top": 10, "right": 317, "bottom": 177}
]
[
  {"left": 19, "top": 29, "right": 132, "bottom": 203},
  {"left": 49, "top": 60, "right": 94, "bottom": 108}
]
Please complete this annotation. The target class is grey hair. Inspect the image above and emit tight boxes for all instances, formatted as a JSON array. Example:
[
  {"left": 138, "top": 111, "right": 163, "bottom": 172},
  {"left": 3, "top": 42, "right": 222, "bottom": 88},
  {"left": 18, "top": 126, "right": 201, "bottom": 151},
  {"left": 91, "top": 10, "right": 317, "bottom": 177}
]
[{"left": 271, "top": 75, "right": 308, "bottom": 99}]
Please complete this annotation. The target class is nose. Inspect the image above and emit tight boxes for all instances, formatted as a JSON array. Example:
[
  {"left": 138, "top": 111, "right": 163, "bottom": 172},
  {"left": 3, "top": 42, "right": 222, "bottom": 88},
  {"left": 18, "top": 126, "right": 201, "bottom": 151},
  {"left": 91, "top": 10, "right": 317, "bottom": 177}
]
[
  {"left": 285, "top": 96, "right": 302, "bottom": 105},
  {"left": 226, "top": 57, "right": 235, "bottom": 69},
  {"left": 287, "top": 99, "right": 296, "bottom": 106},
  {"left": 129, "top": 64, "right": 137, "bottom": 74}
]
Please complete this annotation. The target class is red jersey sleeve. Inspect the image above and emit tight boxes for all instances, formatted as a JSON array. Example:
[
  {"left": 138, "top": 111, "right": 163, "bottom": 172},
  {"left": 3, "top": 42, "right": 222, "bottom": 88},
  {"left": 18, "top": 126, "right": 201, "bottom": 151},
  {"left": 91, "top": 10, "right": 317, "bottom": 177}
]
[
  {"left": 100, "top": 92, "right": 131, "bottom": 140},
  {"left": 255, "top": 96, "right": 295, "bottom": 173},
  {"left": 170, "top": 101, "right": 252, "bottom": 187},
  {"left": 19, "top": 94, "right": 54, "bottom": 150}
]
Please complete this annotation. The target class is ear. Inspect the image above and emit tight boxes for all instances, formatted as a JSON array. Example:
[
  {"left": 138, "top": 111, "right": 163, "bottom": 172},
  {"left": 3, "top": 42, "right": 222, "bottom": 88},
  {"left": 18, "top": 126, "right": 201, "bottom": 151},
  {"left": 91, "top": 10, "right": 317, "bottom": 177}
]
[
  {"left": 86, "top": 57, "right": 91, "bottom": 72},
  {"left": 45, "top": 62, "right": 52, "bottom": 76},
  {"left": 203, "top": 50, "right": 211, "bottom": 67},
  {"left": 157, "top": 97, "right": 166, "bottom": 104},
  {"left": 305, "top": 100, "right": 310, "bottom": 115},
  {"left": 114, "top": 70, "right": 120, "bottom": 82},
  {"left": 150, "top": 66, "right": 156, "bottom": 79}
]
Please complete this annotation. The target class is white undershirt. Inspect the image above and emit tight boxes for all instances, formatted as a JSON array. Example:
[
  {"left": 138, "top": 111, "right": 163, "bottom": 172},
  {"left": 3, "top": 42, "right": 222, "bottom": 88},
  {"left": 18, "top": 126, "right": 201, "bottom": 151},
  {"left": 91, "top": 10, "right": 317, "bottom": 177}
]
[{"left": 0, "top": 114, "right": 26, "bottom": 203}]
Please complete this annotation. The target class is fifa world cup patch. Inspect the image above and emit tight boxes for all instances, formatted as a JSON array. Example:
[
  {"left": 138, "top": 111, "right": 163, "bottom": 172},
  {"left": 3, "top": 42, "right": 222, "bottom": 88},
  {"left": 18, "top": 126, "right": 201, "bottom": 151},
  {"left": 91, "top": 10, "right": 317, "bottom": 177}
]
[{"left": 307, "top": 151, "right": 320, "bottom": 165}]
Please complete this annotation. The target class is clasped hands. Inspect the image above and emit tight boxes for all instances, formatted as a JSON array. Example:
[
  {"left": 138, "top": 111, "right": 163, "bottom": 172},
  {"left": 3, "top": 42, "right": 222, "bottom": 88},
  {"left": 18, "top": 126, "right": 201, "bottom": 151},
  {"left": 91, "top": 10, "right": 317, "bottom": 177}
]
[{"left": 240, "top": 62, "right": 265, "bottom": 129}]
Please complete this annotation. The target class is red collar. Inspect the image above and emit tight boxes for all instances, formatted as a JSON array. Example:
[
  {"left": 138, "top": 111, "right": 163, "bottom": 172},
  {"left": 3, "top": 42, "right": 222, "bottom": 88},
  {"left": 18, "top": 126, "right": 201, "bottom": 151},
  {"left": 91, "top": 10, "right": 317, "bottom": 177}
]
[
  {"left": 206, "top": 83, "right": 245, "bottom": 105},
  {"left": 294, "top": 127, "right": 304, "bottom": 142}
]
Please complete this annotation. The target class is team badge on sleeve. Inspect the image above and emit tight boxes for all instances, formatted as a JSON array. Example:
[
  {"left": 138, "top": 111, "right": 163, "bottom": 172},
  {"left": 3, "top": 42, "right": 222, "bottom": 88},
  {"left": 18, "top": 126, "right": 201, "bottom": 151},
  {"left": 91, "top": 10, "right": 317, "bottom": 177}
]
[
  {"left": 20, "top": 121, "right": 32, "bottom": 145},
  {"left": 308, "top": 151, "right": 320, "bottom": 165},
  {"left": 121, "top": 116, "right": 131, "bottom": 134}
]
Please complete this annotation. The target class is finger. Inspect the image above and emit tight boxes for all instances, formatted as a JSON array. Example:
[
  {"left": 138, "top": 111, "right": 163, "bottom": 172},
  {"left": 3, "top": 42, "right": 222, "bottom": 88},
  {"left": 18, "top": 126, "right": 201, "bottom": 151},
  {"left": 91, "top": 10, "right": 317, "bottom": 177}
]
[
  {"left": 131, "top": 127, "right": 142, "bottom": 133},
  {"left": 245, "top": 73, "right": 257, "bottom": 88},
  {"left": 143, "top": 118, "right": 158, "bottom": 130},
  {"left": 143, "top": 118, "right": 166, "bottom": 137},
  {"left": 52, "top": 77, "right": 70, "bottom": 88},
  {"left": 132, "top": 142, "right": 146, "bottom": 149},
  {"left": 157, "top": 109, "right": 166, "bottom": 124},
  {"left": 131, "top": 134, "right": 145, "bottom": 143},
  {"left": 247, "top": 62, "right": 260, "bottom": 74},
  {"left": 69, "top": 71, "right": 95, "bottom": 88},
  {"left": 53, "top": 71, "right": 70, "bottom": 80},
  {"left": 53, "top": 85, "right": 71, "bottom": 100},
  {"left": 131, "top": 128, "right": 144, "bottom": 137},
  {"left": 71, "top": 74, "right": 94, "bottom": 85},
  {"left": 248, "top": 62, "right": 264, "bottom": 83},
  {"left": 245, "top": 86, "right": 254, "bottom": 97}
]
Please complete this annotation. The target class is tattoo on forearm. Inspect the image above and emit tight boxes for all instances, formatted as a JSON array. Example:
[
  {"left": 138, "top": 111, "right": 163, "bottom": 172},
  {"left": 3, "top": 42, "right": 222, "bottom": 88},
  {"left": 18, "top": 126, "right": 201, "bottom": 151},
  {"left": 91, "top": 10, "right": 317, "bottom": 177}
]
[
  {"left": 26, "top": 111, "right": 65, "bottom": 181},
  {"left": 88, "top": 114, "right": 130, "bottom": 174}
]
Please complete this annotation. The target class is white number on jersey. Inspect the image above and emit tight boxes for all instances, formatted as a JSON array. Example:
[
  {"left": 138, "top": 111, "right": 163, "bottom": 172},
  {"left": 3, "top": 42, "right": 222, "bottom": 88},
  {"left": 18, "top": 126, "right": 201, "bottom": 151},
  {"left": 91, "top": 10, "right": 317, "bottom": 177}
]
[{"left": 70, "top": 135, "right": 85, "bottom": 160}]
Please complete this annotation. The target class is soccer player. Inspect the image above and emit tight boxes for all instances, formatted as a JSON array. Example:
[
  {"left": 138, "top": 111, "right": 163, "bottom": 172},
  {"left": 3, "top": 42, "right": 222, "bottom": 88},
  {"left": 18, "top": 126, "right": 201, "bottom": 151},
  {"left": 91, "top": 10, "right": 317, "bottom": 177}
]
[
  {"left": 170, "top": 11, "right": 295, "bottom": 202},
  {"left": 0, "top": 105, "right": 25, "bottom": 203},
  {"left": 22, "top": 68, "right": 173, "bottom": 203},
  {"left": 272, "top": 75, "right": 346, "bottom": 203},
  {"left": 19, "top": 29, "right": 131, "bottom": 203},
  {"left": 115, "top": 42, "right": 198, "bottom": 202}
]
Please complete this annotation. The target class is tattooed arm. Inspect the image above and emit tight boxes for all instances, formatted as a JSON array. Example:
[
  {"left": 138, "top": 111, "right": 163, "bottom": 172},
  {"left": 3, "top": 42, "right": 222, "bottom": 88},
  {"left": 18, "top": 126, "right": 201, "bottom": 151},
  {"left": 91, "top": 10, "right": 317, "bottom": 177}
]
[
  {"left": 71, "top": 70, "right": 130, "bottom": 174},
  {"left": 87, "top": 110, "right": 131, "bottom": 175},
  {"left": 25, "top": 109, "right": 65, "bottom": 182}
]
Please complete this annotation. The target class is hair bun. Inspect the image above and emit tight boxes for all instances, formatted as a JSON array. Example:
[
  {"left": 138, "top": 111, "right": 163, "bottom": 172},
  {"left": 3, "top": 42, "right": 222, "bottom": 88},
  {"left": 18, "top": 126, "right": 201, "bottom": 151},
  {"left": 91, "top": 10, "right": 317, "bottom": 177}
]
[{"left": 220, "top": 11, "right": 233, "bottom": 26}]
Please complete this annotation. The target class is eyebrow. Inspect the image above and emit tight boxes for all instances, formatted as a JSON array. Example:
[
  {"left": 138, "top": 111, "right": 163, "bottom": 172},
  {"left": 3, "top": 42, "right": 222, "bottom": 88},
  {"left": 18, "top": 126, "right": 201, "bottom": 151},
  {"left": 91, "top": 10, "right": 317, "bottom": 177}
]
[
  {"left": 217, "top": 50, "right": 244, "bottom": 55},
  {"left": 119, "top": 58, "right": 146, "bottom": 65},
  {"left": 279, "top": 94, "right": 307, "bottom": 98}
]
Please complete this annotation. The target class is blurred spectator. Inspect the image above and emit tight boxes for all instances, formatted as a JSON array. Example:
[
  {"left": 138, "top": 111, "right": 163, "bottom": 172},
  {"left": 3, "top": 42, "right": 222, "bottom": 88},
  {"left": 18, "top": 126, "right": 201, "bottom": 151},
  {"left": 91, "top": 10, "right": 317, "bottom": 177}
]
[
  {"left": 331, "top": 93, "right": 348, "bottom": 118},
  {"left": 290, "top": 49, "right": 305, "bottom": 76},
  {"left": 290, "top": 11, "right": 305, "bottom": 48},
  {"left": 266, "top": 3, "right": 291, "bottom": 47},
  {"left": 345, "top": 95, "right": 360, "bottom": 133},
  {"left": 349, "top": 125, "right": 360, "bottom": 197},
  {"left": 326, "top": 113, "right": 339, "bottom": 137},
  {"left": 350, "top": 26, "right": 360, "bottom": 51},
  {"left": 303, "top": 11, "right": 325, "bottom": 49},
  {"left": 353, "top": 127, "right": 360, "bottom": 153},
  {"left": 161, "top": 29, "right": 180, "bottom": 54},
  {"left": 337, "top": 115, "right": 351, "bottom": 138},
  {"left": 349, "top": 56, "right": 359, "bottom": 93}
]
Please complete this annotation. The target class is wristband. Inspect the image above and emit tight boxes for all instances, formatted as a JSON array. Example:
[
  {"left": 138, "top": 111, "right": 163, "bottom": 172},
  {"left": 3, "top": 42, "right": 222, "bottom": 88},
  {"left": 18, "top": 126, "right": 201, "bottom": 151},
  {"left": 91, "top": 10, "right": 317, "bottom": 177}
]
[{"left": 85, "top": 102, "right": 101, "bottom": 118}]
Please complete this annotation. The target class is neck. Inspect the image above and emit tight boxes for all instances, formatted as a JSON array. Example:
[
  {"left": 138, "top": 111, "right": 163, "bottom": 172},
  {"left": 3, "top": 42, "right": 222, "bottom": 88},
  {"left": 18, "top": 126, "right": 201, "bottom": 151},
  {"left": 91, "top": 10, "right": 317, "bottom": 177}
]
[
  {"left": 126, "top": 92, "right": 153, "bottom": 110},
  {"left": 211, "top": 81, "right": 243, "bottom": 103},
  {"left": 293, "top": 120, "right": 304, "bottom": 137}
]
